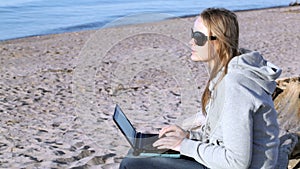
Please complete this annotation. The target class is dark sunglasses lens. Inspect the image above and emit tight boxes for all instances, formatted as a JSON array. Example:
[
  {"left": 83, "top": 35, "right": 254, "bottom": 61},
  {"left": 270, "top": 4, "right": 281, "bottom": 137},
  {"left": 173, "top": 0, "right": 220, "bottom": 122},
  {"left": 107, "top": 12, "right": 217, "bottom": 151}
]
[{"left": 192, "top": 31, "right": 207, "bottom": 46}]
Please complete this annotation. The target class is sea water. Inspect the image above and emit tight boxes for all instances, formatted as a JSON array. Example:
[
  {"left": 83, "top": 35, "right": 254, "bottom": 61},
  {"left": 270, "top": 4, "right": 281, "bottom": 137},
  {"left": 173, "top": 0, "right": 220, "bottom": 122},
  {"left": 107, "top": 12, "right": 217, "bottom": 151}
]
[{"left": 0, "top": 0, "right": 293, "bottom": 41}]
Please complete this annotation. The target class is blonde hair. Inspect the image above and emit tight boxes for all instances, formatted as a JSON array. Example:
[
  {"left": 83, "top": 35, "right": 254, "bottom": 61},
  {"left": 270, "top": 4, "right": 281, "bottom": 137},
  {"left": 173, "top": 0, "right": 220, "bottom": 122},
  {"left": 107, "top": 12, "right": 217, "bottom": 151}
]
[{"left": 200, "top": 8, "right": 240, "bottom": 115}]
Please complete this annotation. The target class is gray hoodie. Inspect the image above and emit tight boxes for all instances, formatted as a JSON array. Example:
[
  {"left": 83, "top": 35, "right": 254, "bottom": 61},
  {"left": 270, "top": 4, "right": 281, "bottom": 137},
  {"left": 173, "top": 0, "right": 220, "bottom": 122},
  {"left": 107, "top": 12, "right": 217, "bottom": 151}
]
[{"left": 180, "top": 49, "right": 282, "bottom": 169}]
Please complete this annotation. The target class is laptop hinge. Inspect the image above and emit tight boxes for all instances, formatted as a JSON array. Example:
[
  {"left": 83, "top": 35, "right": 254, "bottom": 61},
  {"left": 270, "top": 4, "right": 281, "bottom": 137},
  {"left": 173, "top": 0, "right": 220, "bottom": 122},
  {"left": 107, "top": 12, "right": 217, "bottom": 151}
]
[{"left": 135, "top": 132, "right": 143, "bottom": 150}]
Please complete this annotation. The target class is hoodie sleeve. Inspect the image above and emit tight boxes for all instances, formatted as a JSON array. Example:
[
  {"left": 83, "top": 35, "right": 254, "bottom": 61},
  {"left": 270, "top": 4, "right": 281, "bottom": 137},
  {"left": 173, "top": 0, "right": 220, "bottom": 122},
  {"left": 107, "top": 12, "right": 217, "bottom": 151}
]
[
  {"left": 188, "top": 125, "right": 205, "bottom": 141},
  {"left": 180, "top": 73, "right": 255, "bottom": 169}
]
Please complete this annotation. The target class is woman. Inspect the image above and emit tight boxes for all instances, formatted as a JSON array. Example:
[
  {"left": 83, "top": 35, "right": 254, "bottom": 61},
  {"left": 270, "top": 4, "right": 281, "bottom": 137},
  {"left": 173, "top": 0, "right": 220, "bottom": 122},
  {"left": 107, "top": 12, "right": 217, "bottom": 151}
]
[{"left": 120, "top": 8, "right": 281, "bottom": 169}]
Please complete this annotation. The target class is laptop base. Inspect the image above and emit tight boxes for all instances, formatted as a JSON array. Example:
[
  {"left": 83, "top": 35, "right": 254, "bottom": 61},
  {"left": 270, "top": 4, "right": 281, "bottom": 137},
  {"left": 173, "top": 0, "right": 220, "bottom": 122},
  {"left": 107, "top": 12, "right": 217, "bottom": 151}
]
[{"left": 127, "top": 148, "right": 181, "bottom": 158}]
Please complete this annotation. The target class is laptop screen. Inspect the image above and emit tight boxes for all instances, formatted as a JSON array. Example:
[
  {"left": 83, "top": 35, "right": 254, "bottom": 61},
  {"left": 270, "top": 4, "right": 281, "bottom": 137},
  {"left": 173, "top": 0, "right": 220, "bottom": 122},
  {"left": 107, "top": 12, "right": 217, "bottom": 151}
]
[{"left": 113, "top": 105, "right": 136, "bottom": 147}]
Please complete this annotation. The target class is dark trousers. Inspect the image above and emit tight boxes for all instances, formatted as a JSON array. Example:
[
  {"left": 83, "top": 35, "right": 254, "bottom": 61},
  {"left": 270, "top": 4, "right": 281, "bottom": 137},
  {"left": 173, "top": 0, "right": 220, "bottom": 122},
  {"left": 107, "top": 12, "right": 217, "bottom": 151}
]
[{"left": 119, "top": 155, "right": 209, "bottom": 169}]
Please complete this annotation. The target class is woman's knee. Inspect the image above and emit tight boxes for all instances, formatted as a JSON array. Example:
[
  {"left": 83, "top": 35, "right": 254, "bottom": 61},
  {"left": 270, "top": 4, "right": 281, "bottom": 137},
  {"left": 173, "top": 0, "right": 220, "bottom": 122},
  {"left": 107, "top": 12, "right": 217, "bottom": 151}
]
[
  {"left": 119, "top": 158, "right": 129, "bottom": 169},
  {"left": 119, "top": 157, "right": 157, "bottom": 169},
  {"left": 119, "top": 158, "right": 139, "bottom": 169}
]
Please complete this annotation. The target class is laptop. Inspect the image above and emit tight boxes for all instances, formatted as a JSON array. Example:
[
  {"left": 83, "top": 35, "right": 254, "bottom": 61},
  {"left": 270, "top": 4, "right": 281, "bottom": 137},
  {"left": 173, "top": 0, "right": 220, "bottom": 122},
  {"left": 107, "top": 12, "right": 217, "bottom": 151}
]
[{"left": 113, "top": 104, "right": 180, "bottom": 157}]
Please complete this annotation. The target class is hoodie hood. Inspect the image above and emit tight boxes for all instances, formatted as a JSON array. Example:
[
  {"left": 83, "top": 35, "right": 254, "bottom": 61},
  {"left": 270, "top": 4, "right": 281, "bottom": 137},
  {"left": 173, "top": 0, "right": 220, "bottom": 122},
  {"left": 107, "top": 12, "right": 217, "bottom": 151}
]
[{"left": 227, "top": 49, "right": 282, "bottom": 95}]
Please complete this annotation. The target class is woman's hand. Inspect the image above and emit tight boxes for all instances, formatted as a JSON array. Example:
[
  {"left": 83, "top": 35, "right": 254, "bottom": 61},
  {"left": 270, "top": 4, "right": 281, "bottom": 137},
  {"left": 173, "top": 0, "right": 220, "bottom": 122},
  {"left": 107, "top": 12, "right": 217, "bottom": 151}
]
[{"left": 152, "top": 125, "right": 189, "bottom": 152}]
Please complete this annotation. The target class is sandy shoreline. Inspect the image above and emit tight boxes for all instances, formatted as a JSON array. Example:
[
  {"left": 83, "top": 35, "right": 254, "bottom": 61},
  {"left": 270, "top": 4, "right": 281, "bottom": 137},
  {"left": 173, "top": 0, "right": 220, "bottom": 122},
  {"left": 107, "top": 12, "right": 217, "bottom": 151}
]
[{"left": 0, "top": 6, "right": 299, "bottom": 168}]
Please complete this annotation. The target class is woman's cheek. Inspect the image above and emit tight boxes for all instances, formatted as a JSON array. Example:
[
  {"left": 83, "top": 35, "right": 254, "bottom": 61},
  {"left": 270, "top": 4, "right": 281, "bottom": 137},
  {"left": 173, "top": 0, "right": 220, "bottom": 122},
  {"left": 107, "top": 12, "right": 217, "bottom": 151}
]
[{"left": 191, "top": 47, "right": 209, "bottom": 62}]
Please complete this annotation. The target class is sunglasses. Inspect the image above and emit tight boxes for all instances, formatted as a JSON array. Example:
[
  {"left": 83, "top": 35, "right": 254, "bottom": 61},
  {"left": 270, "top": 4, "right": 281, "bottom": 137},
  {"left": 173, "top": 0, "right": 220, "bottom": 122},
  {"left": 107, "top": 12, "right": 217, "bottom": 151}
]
[{"left": 191, "top": 28, "right": 217, "bottom": 46}]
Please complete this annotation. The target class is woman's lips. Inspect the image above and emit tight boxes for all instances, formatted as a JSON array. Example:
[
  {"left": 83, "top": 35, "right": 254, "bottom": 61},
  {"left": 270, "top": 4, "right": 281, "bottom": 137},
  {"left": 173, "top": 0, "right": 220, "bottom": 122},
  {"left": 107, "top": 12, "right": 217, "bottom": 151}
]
[{"left": 190, "top": 47, "right": 196, "bottom": 54}]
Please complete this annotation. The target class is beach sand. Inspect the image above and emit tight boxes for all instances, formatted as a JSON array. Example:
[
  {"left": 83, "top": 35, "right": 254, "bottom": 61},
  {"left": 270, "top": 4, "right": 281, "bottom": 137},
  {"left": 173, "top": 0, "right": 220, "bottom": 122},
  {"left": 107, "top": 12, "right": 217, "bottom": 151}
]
[{"left": 0, "top": 6, "right": 299, "bottom": 169}]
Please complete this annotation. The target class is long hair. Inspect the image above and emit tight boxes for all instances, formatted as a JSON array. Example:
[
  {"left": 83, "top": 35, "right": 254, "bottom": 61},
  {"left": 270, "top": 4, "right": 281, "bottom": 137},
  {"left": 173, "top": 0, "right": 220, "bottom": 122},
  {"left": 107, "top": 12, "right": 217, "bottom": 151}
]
[{"left": 200, "top": 8, "right": 240, "bottom": 115}]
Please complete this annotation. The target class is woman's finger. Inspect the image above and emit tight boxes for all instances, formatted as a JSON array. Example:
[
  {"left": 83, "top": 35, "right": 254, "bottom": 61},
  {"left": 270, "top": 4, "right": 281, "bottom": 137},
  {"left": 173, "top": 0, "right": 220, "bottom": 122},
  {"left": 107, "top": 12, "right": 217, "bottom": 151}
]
[
  {"left": 165, "top": 131, "right": 178, "bottom": 137},
  {"left": 159, "top": 126, "right": 171, "bottom": 138},
  {"left": 156, "top": 145, "right": 171, "bottom": 150},
  {"left": 153, "top": 137, "right": 168, "bottom": 147},
  {"left": 154, "top": 137, "right": 183, "bottom": 151},
  {"left": 159, "top": 125, "right": 179, "bottom": 138},
  {"left": 153, "top": 136, "right": 181, "bottom": 146},
  {"left": 153, "top": 136, "right": 173, "bottom": 147}
]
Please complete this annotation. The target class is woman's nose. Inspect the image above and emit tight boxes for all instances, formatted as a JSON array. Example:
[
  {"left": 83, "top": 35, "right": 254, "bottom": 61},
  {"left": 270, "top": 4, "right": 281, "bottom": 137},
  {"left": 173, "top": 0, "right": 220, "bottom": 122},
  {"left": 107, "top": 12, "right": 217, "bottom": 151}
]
[{"left": 189, "top": 39, "right": 195, "bottom": 45}]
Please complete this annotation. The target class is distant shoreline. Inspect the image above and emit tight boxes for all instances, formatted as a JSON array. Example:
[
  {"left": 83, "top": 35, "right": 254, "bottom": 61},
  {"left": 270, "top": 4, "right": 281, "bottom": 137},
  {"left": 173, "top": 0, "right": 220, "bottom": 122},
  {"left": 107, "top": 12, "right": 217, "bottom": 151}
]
[
  {"left": 0, "top": 4, "right": 293, "bottom": 42},
  {"left": 179, "top": 4, "right": 290, "bottom": 18}
]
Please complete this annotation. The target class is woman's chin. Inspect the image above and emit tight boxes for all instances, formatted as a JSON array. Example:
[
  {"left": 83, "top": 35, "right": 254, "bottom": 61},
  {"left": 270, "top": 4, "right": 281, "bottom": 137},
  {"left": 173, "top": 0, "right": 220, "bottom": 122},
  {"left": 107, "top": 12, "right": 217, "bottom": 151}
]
[{"left": 191, "top": 53, "right": 202, "bottom": 61}]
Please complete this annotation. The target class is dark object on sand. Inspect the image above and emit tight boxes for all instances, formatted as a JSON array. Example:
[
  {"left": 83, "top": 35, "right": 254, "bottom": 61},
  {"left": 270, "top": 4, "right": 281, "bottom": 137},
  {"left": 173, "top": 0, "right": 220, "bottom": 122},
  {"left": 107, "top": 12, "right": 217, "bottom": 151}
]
[{"left": 289, "top": 0, "right": 300, "bottom": 6}]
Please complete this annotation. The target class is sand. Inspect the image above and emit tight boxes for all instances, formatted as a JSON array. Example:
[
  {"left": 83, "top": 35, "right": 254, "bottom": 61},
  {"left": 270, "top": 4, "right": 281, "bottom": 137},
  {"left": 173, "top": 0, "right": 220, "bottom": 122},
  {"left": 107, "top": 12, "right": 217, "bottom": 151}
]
[{"left": 0, "top": 6, "right": 299, "bottom": 169}]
